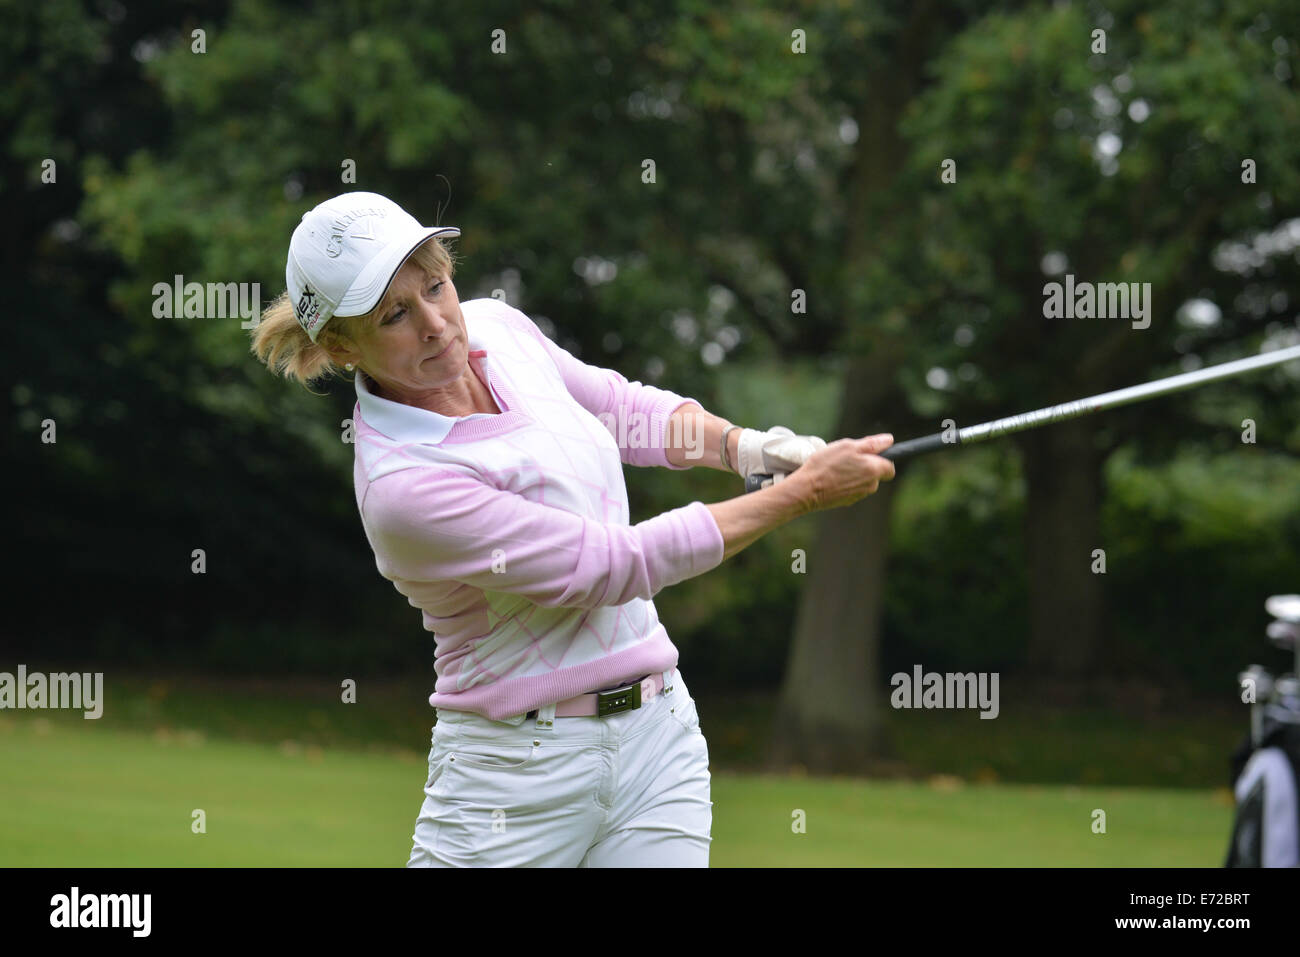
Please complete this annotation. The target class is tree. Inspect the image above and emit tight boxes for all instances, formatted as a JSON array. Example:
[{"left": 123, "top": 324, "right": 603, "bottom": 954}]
[{"left": 888, "top": 0, "right": 1300, "bottom": 686}]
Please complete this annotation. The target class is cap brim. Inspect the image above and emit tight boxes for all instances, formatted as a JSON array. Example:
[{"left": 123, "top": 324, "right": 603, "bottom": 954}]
[{"left": 334, "top": 225, "right": 461, "bottom": 318}]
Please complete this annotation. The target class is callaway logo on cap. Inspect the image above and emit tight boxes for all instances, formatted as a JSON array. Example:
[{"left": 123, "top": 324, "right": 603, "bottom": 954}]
[{"left": 285, "top": 191, "right": 460, "bottom": 342}]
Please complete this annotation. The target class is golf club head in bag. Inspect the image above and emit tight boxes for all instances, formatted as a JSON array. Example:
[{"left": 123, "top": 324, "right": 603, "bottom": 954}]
[
  {"left": 1265, "top": 594, "right": 1300, "bottom": 624},
  {"left": 1238, "top": 665, "right": 1274, "bottom": 750},
  {"left": 1266, "top": 594, "right": 1300, "bottom": 676},
  {"left": 1263, "top": 676, "right": 1300, "bottom": 730}
]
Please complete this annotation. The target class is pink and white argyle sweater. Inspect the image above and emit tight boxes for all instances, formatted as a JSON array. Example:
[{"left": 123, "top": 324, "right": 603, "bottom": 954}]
[{"left": 351, "top": 297, "right": 725, "bottom": 719}]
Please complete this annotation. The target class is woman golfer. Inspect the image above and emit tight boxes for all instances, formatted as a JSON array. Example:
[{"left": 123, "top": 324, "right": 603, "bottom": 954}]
[{"left": 251, "top": 191, "right": 895, "bottom": 867}]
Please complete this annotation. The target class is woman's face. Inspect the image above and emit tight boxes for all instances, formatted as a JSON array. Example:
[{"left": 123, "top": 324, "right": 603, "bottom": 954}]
[{"left": 337, "top": 259, "right": 469, "bottom": 405}]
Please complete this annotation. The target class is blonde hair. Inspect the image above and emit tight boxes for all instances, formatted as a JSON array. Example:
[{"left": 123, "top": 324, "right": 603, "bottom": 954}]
[{"left": 249, "top": 236, "right": 457, "bottom": 391}]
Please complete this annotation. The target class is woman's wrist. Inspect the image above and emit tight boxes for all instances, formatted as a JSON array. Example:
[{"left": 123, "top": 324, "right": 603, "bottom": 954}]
[
  {"left": 705, "top": 469, "right": 814, "bottom": 561},
  {"left": 777, "top": 469, "right": 816, "bottom": 517},
  {"left": 720, "top": 424, "right": 742, "bottom": 474}
]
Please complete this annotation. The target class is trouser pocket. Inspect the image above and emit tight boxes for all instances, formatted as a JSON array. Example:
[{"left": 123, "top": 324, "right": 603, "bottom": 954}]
[
  {"left": 445, "top": 740, "right": 539, "bottom": 771},
  {"left": 668, "top": 693, "right": 703, "bottom": 733}
]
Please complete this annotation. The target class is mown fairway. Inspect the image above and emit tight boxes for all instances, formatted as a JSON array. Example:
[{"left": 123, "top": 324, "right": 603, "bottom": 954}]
[{"left": 0, "top": 717, "right": 1231, "bottom": 867}]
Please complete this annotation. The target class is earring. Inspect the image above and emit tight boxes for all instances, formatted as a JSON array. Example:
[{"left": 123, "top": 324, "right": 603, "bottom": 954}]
[{"left": 345, "top": 363, "right": 354, "bottom": 371}]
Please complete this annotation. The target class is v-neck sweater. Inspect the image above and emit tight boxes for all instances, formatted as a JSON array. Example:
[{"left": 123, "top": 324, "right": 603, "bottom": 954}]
[{"left": 351, "top": 297, "right": 725, "bottom": 719}]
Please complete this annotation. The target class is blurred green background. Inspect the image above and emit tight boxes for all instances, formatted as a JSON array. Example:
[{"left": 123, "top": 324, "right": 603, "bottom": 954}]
[{"left": 5, "top": 0, "right": 1300, "bottom": 865}]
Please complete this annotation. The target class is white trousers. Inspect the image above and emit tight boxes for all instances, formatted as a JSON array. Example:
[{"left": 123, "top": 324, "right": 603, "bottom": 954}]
[{"left": 407, "top": 667, "right": 712, "bottom": 867}]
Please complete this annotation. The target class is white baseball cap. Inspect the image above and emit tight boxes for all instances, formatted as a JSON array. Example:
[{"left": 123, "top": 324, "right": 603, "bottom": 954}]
[{"left": 286, "top": 191, "right": 460, "bottom": 342}]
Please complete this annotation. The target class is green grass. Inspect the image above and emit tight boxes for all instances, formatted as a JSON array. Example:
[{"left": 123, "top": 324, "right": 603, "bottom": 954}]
[
  {"left": 0, "top": 716, "right": 1233, "bottom": 866},
  {"left": 711, "top": 773, "right": 1230, "bottom": 866}
]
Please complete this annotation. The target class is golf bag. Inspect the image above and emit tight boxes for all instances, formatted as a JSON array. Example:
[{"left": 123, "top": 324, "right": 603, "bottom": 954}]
[{"left": 1225, "top": 720, "right": 1300, "bottom": 867}]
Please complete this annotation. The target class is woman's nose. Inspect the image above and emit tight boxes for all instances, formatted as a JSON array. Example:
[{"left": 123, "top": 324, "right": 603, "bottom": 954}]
[{"left": 417, "top": 305, "right": 449, "bottom": 336}]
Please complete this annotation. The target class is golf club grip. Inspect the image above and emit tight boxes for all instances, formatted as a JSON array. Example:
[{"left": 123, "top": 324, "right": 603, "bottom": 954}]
[
  {"left": 742, "top": 432, "right": 957, "bottom": 493},
  {"left": 879, "top": 432, "right": 955, "bottom": 460}
]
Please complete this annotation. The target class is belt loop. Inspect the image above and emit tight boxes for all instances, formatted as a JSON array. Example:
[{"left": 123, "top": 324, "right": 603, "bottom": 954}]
[
  {"left": 534, "top": 702, "right": 557, "bottom": 731},
  {"left": 661, "top": 669, "right": 674, "bottom": 697}
]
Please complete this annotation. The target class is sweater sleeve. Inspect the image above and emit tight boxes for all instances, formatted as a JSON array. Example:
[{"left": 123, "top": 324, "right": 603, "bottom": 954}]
[
  {"left": 493, "top": 302, "right": 700, "bottom": 470},
  {"left": 360, "top": 467, "right": 725, "bottom": 609}
]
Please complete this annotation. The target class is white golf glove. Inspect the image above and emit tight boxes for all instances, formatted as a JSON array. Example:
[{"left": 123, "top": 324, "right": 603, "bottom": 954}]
[{"left": 735, "top": 426, "right": 827, "bottom": 480}]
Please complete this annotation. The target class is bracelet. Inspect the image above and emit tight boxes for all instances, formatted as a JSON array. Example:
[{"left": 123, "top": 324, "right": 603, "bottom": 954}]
[{"left": 720, "top": 424, "right": 742, "bottom": 474}]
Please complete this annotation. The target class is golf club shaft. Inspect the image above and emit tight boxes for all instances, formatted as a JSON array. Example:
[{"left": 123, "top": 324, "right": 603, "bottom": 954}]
[{"left": 744, "top": 343, "right": 1300, "bottom": 492}]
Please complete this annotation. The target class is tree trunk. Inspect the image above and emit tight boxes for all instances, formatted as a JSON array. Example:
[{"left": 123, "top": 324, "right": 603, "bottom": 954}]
[
  {"left": 767, "top": 476, "right": 901, "bottom": 772},
  {"left": 1016, "top": 418, "right": 1109, "bottom": 678},
  {"left": 765, "top": 0, "right": 954, "bottom": 773},
  {"left": 766, "top": 343, "right": 915, "bottom": 774}
]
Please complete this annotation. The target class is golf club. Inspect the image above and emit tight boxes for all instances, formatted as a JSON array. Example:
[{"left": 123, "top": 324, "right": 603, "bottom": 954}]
[
  {"left": 1266, "top": 594, "right": 1300, "bottom": 682},
  {"left": 1265, "top": 675, "right": 1300, "bottom": 728},
  {"left": 745, "top": 343, "right": 1300, "bottom": 493},
  {"left": 1265, "top": 594, "right": 1300, "bottom": 623},
  {"left": 1239, "top": 664, "right": 1275, "bottom": 748}
]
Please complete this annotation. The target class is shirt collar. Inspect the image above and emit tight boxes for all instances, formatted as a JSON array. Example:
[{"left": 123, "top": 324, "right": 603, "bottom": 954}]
[{"left": 354, "top": 315, "right": 494, "bottom": 446}]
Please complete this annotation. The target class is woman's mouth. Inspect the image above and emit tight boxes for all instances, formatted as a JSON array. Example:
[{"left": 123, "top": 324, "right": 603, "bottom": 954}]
[{"left": 426, "top": 340, "right": 453, "bottom": 361}]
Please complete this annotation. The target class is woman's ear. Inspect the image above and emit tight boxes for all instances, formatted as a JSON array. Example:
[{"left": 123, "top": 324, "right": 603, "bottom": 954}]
[
  {"left": 322, "top": 346, "right": 355, "bottom": 368},
  {"left": 320, "top": 328, "right": 362, "bottom": 369}
]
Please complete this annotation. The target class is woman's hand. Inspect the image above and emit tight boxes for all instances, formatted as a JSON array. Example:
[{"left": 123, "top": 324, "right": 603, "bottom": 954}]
[
  {"left": 785, "top": 434, "right": 896, "bottom": 512},
  {"left": 703, "top": 433, "right": 894, "bottom": 561}
]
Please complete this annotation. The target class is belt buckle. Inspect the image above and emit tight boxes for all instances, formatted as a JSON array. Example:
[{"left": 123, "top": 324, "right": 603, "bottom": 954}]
[{"left": 596, "top": 681, "right": 642, "bottom": 718}]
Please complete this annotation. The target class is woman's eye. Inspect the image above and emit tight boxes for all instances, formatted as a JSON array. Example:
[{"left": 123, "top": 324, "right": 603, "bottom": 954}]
[{"left": 382, "top": 282, "right": 442, "bottom": 323}]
